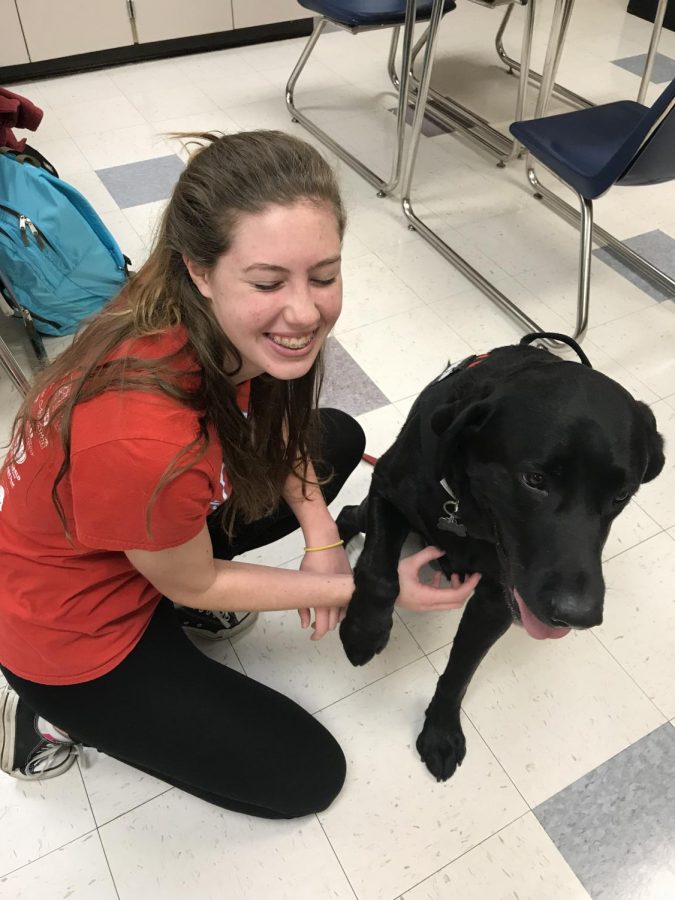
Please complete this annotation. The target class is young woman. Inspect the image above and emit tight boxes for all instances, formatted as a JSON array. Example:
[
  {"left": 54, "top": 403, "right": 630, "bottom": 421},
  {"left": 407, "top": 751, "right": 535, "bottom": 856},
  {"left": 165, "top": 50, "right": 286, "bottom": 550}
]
[{"left": 0, "top": 131, "right": 480, "bottom": 819}]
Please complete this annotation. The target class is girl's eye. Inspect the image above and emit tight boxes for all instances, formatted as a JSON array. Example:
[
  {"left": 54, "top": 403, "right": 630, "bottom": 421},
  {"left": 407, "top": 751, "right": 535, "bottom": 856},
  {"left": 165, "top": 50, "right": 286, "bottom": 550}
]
[
  {"left": 253, "top": 282, "right": 282, "bottom": 292},
  {"left": 312, "top": 277, "right": 337, "bottom": 287}
]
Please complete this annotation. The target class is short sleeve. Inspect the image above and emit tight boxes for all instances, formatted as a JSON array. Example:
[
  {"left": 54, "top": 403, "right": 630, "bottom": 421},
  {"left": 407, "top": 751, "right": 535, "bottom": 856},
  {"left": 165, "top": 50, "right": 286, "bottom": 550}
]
[{"left": 70, "top": 438, "right": 215, "bottom": 551}]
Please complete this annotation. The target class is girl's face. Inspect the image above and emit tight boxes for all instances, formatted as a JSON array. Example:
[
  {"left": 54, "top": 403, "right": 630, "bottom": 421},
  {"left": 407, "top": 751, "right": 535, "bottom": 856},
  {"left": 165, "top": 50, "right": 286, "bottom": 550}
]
[{"left": 186, "top": 200, "right": 343, "bottom": 383}]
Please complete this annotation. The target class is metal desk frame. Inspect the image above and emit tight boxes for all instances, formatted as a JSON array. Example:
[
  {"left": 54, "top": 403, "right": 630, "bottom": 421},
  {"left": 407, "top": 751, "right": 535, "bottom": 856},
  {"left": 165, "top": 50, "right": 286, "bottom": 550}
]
[{"left": 401, "top": 0, "right": 675, "bottom": 344}]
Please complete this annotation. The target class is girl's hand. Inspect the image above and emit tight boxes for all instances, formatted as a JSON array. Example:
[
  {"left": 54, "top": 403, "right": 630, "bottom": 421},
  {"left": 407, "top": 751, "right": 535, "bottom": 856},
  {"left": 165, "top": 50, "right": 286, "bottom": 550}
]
[
  {"left": 298, "top": 544, "right": 352, "bottom": 640},
  {"left": 396, "top": 545, "right": 481, "bottom": 612}
]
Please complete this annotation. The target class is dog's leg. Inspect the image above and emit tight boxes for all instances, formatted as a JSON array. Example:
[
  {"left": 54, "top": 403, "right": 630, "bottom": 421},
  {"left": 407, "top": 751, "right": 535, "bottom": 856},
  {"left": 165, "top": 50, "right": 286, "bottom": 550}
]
[
  {"left": 340, "top": 492, "right": 409, "bottom": 666},
  {"left": 416, "top": 584, "right": 511, "bottom": 781},
  {"left": 336, "top": 497, "right": 368, "bottom": 545}
]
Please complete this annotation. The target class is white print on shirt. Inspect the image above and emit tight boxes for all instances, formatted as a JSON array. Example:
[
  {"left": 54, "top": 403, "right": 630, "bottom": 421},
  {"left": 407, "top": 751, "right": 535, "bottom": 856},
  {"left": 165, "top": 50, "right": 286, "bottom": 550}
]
[
  {"left": 209, "top": 462, "right": 229, "bottom": 511},
  {"left": 0, "top": 385, "right": 68, "bottom": 513}
]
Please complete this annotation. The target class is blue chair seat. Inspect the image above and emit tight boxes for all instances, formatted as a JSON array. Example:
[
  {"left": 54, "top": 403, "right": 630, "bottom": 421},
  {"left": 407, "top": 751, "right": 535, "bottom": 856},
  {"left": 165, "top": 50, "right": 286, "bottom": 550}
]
[
  {"left": 510, "top": 101, "right": 647, "bottom": 200},
  {"left": 298, "top": 0, "right": 456, "bottom": 28}
]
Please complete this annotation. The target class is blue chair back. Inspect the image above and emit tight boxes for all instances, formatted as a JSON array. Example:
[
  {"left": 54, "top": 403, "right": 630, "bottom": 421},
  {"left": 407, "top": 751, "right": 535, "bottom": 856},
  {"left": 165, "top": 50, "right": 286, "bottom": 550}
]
[{"left": 619, "top": 78, "right": 675, "bottom": 187}]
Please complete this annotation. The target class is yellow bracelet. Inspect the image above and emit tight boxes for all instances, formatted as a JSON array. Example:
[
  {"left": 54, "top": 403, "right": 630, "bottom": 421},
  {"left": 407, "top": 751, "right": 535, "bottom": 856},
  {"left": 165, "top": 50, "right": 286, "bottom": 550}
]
[{"left": 303, "top": 539, "right": 345, "bottom": 552}]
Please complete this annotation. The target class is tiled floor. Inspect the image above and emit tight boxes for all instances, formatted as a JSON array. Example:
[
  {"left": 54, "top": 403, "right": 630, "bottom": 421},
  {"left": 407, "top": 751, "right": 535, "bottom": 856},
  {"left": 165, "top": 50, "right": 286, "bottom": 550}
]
[{"left": 1, "top": 0, "right": 674, "bottom": 898}]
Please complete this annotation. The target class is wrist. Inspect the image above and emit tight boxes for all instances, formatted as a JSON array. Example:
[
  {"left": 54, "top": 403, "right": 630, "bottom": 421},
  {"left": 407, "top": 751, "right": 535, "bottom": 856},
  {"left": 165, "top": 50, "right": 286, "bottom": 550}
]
[{"left": 301, "top": 518, "right": 340, "bottom": 548}]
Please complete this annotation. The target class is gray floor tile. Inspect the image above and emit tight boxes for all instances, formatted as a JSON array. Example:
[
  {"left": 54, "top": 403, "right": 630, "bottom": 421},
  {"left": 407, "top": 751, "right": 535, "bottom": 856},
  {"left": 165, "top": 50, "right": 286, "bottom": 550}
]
[
  {"left": 387, "top": 105, "right": 453, "bottom": 137},
  {"left": 96, "top": 155, "right": 184, "bottom": 209},
  {"left": 535, "top": 722, "right": 675, "bottom": 900},
  {"left": 320, "top": 336, "right": 388, "bottom": 415},
  {"left": 594, "top": 229, "right": 675, "bottom": 302},
  {"left": 612, "top": 52, "right": 675, "bottom": 83}
]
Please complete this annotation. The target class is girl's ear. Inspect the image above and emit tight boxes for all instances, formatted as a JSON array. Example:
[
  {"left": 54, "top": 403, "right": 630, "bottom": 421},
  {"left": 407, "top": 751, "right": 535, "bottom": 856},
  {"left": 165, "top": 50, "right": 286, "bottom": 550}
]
[{"left": 183, "top": 255, "right": 212, "bottom": 299}]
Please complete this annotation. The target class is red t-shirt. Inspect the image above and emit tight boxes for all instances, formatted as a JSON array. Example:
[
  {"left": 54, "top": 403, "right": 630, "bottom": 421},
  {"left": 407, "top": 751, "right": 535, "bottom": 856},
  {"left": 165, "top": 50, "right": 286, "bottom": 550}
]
[{"left": 0, "top": 327, "right": 250, "bottom": 685}]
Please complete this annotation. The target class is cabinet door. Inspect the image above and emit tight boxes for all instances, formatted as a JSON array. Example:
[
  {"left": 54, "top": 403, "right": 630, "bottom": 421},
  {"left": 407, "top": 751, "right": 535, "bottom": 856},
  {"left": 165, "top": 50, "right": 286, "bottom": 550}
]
[
  {"left": 16, "top": 0, "right": 133, "bottom": 62},
  {"left": 133, "top": 0, "right": 233, "bottom": 43},
  {"left": 2, "top": 0, "right": 30, "bottom": 64},
  {"left": 232, "top": 0, "right": 312, "bottom": 29}
]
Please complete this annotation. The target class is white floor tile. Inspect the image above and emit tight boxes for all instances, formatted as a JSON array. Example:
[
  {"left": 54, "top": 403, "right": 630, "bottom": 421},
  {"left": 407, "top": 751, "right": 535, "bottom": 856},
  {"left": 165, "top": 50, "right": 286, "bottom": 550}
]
[
  {"left": 316, "top": 658, "right": 528, "bottom": 900},
  {"left": 0, "top": 765, "right": 96, "bottom": 875},
  {"left": 32, "top": 137, "right": 93, "bottom": 177},
  {"left": 125, "top": 83, "right": 219, "bottom": 123},
  {"left": 588, "top": 303, "right": 675, "bottom": 399},
  {"left": 602, "top": 498, "right": 662, "bottom": 561},
  {"left": 635, "top": 400, "right": 675, "bottom": 530},
  {"left": 123, "top": 200, "right": 167, "bottom": 246},
  {"left": 430, "top": 628, "right": 665, "bottom": 807},
  {"left": 100, "top": 791, "right": 354, "bottom": 900},
  {"left": 66, "top": 171, "right": 120, "bottom": 215},
  {"left": 234, "top": 607, "right": 423, "bottom": 714},
  {"left": 400, "top": 812, "right": 590, "bottom": 900},
  {"left": 56, "top": 94, "right": 147, "bottom": 139},
  {"left": 78, "top": 754, "right": 171, "bottom": 827},
  {"left": 336, "top": 251, "right": 426, "bottom": 334},
  {"left": 595, "top": 531, "right": 675, "bottom": 720},
  {"left": 517, "top": 256, "right": 657, "bottom": 331},
  {"left": 75, "top": 124, "right": 173, "bottom": 170},
  {"left": 0, "top": 832, "right": 117, "bottom": 900},
  {"left": 338, "top": 306, "right": 473, "bottom": 402}
]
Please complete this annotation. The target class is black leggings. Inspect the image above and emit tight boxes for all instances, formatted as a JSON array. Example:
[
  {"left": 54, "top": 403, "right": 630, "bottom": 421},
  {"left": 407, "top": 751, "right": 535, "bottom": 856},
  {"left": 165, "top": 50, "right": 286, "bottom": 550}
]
[{"left": 2, "top": 408, "right": 366, "bottom": 819}]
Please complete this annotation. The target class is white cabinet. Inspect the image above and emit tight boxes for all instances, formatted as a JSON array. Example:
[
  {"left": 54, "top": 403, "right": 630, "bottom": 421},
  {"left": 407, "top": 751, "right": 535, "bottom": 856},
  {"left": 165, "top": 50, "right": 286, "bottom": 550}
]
[
  {"left": 15, "top": 0, "right": 133, "bottom": 62},
  {"left": 132, "top": 0, "right": 233, "bottom": 44},
  {"left": 232, "top": 0, "right": 311, "bottom": 30},
  {"left": 1, "top": 0, "right": 30, "bottom": 65}
]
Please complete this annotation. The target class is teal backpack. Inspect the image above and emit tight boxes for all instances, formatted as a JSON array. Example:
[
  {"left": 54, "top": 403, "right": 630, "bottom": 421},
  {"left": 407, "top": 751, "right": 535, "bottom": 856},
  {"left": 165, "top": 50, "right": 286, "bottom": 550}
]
[{"left": 0, "top": 148, "right": 128, "bottom": 349}]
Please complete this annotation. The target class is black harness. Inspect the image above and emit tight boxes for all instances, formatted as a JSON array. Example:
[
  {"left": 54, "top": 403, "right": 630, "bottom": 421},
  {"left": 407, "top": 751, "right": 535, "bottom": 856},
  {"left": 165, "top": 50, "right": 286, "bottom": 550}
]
[{"left": 432, "top": 332, "right": 593, "bottom": 539}]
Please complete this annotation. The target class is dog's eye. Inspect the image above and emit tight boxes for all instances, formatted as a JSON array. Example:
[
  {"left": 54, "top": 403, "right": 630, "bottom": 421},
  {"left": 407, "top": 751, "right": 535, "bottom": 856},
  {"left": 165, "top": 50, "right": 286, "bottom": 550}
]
[
  {"left": 521, "top": 472, "right": 547, "bottom": 491},
  {"left": 614, "top": 491, "right": 631, "bottom": 503}
]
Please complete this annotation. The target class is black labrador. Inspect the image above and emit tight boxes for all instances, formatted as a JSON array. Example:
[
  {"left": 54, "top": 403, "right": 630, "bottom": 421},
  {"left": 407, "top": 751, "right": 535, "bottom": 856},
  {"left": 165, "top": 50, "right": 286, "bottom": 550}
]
[{"left": 336, "top": 333, "right": 665, "bottom": 782}]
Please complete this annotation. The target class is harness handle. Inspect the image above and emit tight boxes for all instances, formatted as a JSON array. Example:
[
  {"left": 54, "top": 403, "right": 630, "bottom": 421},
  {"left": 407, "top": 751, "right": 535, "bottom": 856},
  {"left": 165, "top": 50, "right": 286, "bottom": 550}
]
[{"left": 520, "top": 332, "right": 592, "bottom": 368}]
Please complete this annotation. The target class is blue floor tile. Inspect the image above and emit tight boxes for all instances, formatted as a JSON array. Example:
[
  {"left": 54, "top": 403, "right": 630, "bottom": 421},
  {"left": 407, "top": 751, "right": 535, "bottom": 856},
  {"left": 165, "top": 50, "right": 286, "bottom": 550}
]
[
  {"left": 96, "top": 154, "right": 185, "bottom": 209},
  {"left": 535, "top": 723, "right": 675, "bottom": 900},
  {"left": 594, "top": 229, "right": 675, "bottom": 302},
  {"left": 321, "top": 336, "right": 389, "bottom": 416},
  {"left": 612, "top": 52, "right": 675, "bottom": 83}
]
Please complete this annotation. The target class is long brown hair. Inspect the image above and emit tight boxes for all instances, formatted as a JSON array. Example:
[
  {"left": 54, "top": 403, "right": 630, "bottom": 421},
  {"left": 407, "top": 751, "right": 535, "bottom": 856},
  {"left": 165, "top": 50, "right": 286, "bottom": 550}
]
[{"left": 4, "top": 130, "right": 347, "bottom": 537}]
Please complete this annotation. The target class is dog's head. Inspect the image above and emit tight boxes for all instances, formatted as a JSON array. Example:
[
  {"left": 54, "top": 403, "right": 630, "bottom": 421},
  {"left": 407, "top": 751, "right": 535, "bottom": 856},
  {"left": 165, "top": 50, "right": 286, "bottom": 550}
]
[{"left": 432, "top": 361, "right": 665, "bottom": 639}]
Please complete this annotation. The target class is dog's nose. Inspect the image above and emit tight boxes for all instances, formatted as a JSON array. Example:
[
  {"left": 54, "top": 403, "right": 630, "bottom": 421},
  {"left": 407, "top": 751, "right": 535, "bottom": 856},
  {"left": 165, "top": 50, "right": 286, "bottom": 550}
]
[{"left": 549, "top": 595, "right": 603, "bottom": 629}]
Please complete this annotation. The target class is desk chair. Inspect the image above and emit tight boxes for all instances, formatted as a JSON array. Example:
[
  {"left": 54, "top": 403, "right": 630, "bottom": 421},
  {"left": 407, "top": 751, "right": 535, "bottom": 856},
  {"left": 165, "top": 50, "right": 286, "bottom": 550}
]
[
  {"left": 511, "top": 76, "right": 675, "bottom": 341},
  {"left": 286, "top": 0, "right": 457, "bottom": 196}
]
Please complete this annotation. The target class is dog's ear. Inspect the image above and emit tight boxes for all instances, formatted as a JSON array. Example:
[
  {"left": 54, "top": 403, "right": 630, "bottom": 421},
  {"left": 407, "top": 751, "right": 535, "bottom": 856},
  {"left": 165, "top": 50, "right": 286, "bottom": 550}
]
[
  {"left": 636, "top": 401, "right": 665, "bottom": 484},
  {"left": 431, "top": 400, "right": 494, "bottom": 449}
]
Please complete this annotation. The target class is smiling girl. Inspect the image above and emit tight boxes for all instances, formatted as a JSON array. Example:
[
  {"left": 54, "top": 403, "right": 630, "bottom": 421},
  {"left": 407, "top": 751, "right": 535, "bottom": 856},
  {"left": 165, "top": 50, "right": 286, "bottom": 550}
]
[{"left": 0, "top": 131, "right": 478, "bottom": 816}]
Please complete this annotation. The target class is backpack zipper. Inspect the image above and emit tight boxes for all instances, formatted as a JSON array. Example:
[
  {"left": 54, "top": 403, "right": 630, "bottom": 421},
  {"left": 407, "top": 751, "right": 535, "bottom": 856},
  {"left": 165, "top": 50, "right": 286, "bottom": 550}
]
[{"left": 0, "top": 203, "right": 47, "bottom": 250}]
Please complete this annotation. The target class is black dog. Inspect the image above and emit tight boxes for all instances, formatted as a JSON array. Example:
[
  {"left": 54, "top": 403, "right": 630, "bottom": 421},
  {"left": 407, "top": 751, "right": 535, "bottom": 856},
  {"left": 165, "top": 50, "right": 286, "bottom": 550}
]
[{"left": 337, "top": 334, "right": 665, "bottom": 782}]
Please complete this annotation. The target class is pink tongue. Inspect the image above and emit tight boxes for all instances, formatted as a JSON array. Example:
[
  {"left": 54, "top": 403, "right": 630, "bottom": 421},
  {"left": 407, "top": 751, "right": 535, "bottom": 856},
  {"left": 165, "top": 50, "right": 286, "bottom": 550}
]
[{"left": 513, "top": 589, "right": 571, "bottom": 640}]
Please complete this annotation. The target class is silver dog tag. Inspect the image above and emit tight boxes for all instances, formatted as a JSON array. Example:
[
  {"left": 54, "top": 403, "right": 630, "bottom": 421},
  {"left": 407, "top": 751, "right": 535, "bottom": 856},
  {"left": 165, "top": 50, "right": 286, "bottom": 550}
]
[
  {"left": 437, "top": 514, "right": 467, "bottom": 537},
  {"left": 436, "top": 499, "right": 467, "bottom": 537}
]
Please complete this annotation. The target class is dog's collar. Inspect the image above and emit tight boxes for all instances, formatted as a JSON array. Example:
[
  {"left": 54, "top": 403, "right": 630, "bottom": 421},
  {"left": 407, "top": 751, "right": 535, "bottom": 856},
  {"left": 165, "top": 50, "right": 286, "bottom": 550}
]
[
  {"left": 435, "top": 352, "right": 490, "bottom": 384},
  {"left": 437, "top": 478, "right": 467, "bottom": 537}
]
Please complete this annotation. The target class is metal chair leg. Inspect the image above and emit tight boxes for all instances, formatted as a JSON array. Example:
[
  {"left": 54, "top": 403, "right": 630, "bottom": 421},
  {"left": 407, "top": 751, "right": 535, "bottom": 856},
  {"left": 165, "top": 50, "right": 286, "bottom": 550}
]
[
  {"left": 0, "top": 332, "right": 30, "bottom": 396},
  {"left": 401, "top": 0, "right": 558, "bottom": 343},
  {"left": 525, "top": 159, "right": 675, "bottom": 302},
  {"left": 637, "top": 0, "right": 668, "bottom": 104},
  {"left": 576, "top": 194, "right": 593, "bottom": 343},
  {"left": 286, "top": 12, "right": 415, "bottom": 196}
]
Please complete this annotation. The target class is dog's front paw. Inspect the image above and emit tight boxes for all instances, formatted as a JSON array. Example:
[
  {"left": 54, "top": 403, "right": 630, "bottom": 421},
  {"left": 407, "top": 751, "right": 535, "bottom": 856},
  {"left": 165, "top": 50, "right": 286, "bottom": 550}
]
[
  {"left": 416, "top": 718, "right": 466, "bottom": 782},
  {"left": 340, "top": 613, "right": 392, "bottom": 666}
]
